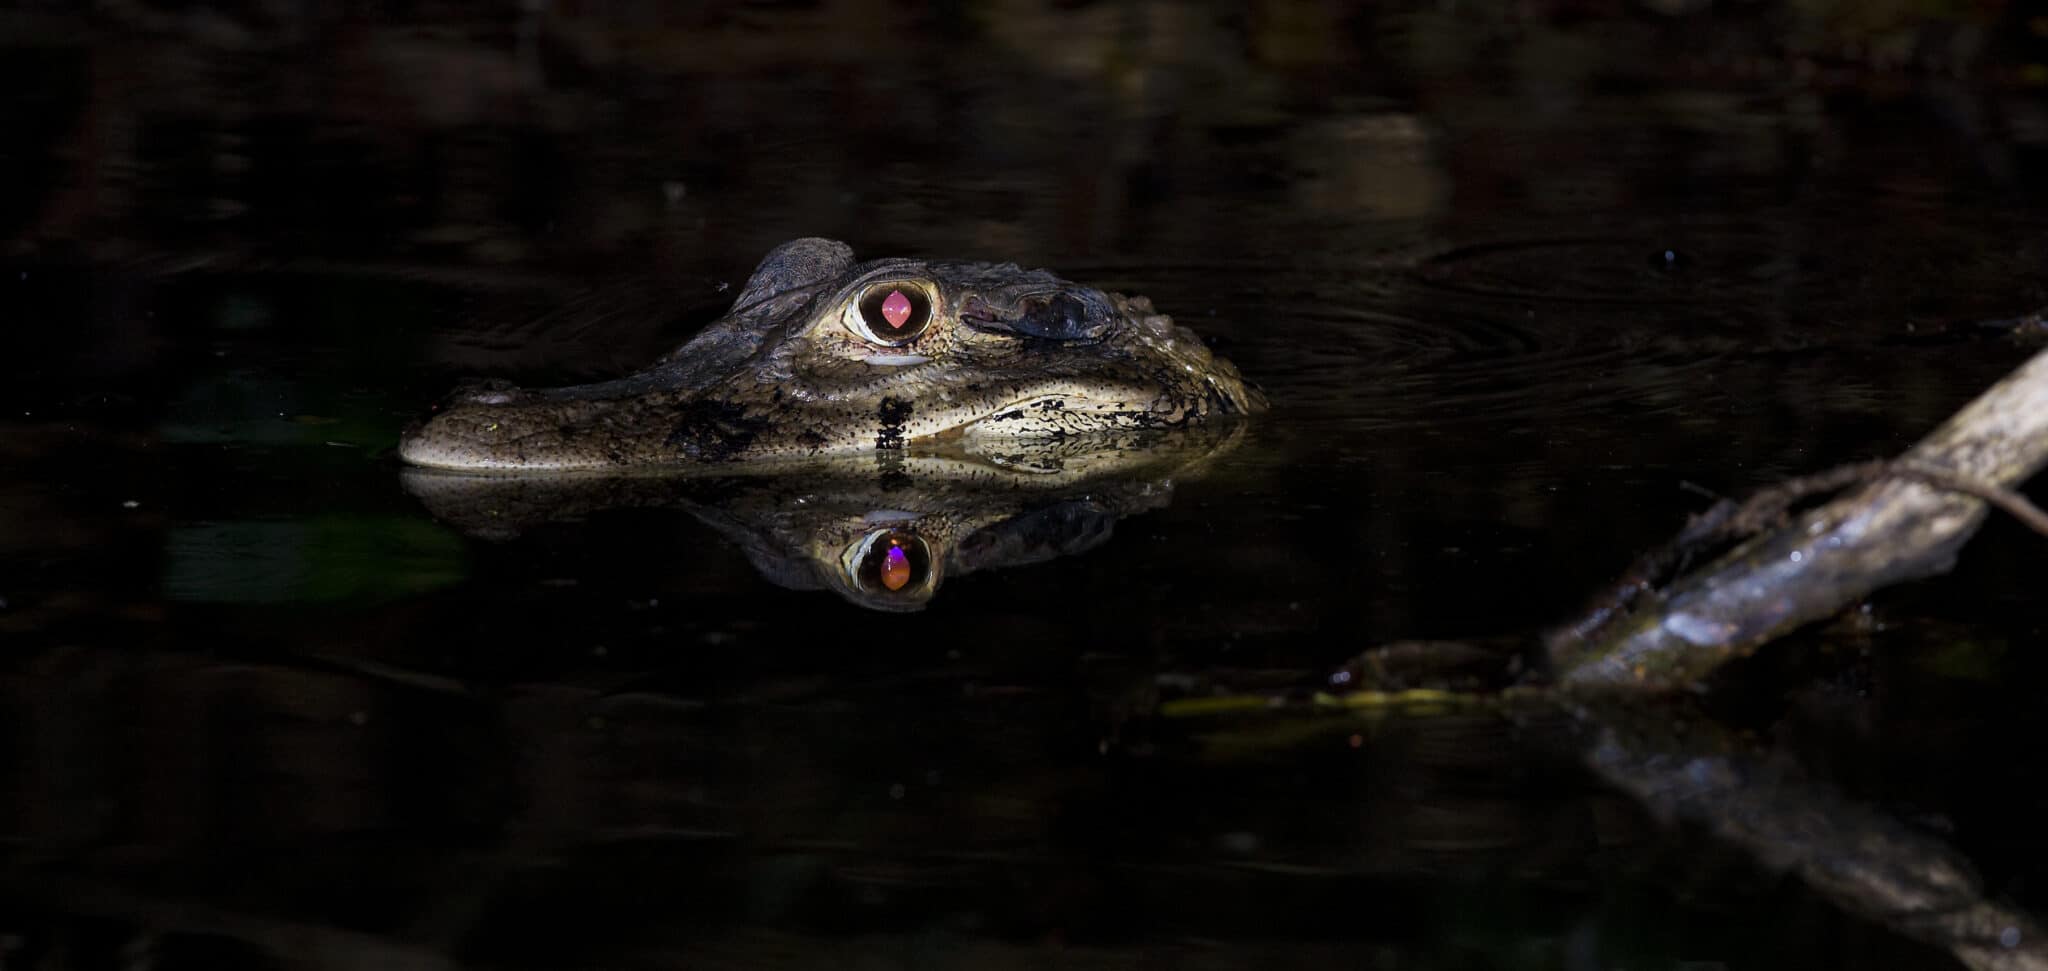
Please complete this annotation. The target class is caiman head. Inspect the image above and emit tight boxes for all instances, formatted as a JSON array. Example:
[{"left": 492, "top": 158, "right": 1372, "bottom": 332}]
[{"left": 398, "top": 238, "right": 1265, "bottom": 470}]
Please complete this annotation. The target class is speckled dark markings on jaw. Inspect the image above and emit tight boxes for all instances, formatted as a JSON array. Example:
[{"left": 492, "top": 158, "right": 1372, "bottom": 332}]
[
  {"left": 876, "top": 396, "right": 912, "bottom": 451},
  {"left": 667, "top": 399, "right": 769, "bottom": 461}
]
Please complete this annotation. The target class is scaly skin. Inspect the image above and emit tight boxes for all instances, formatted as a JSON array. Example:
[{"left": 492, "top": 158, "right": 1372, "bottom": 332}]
[{"left": 398, "top": 238, "right": 1265, "bottom": 470}]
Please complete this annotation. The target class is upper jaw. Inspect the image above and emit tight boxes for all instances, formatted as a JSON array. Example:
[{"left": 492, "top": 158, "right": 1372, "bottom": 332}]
[{"left": 397, "top": 382, "right": 679, "bottom": 471}]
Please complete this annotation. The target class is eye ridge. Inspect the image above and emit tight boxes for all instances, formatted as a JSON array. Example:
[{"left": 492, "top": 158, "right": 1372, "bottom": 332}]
[{"left": 853, "top": 281, "right": 935, "bottom": 346}]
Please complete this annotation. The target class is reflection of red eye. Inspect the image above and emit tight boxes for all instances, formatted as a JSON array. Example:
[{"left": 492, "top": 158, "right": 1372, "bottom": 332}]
[
  {"left": 881, "top": 542, "right": 912, "bottom": 591},
  {"left": 857, "top": 283, "right": 932, "bottom": 345},
  {"left": 855, "top": 529, "right": 931, "bottom": 596}
]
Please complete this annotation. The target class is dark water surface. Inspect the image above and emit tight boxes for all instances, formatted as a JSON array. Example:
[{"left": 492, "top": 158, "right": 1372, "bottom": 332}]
[{"left": 6, "top": 5, "right": 2048, "bottom": 969}]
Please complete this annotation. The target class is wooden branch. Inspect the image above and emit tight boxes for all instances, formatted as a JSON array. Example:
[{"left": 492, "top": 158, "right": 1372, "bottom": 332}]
[{"left": 1552, "top": 346, "right": 2048, "bottom": 689}]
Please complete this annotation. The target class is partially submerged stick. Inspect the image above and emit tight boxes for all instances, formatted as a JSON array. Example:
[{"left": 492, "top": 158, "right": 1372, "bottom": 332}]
[
  {"left": 1580, "top": 705, "right": 2048, "bottom": 971},
  {"left": 1552, "top": 346, "right": 2048, "bottom": 689}
]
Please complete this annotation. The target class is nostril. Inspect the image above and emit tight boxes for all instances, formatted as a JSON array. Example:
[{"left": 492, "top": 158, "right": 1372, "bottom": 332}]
[
  {"left": 1017, "top": 293, "right": 1102, "bottom": 340},
  {"left": 454, "top": 379, "right": 522, "bottom": 406},
  {"left": 1056, "top": 296, "right": 1087, "bottom": 331}
]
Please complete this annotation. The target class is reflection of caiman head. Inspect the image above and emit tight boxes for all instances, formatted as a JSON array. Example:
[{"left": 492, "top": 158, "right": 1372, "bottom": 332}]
[
  {"left": 399, "top": 237, "right": 1263, "bottom": 470},
  {"left": 400, "top": 426, "right": 1244, "bottom": 611}
]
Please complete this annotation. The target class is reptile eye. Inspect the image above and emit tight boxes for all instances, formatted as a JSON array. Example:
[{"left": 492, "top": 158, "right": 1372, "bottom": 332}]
[
  {"left": 851, "top": 529, "right": 932, "bottom": 596},
  {"left": 849, "top": 282, "right": 934, "bottom": 346}
]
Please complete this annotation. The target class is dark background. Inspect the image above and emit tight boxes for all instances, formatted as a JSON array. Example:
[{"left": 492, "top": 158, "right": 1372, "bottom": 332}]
[{"left": 4, "top": 2, "right": 2048, "bottom": 968}]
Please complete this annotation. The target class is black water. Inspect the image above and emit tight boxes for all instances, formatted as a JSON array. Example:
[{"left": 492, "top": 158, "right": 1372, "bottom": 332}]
[{"left": 6, "top": 5, "right": 2048, "bottom": 969}]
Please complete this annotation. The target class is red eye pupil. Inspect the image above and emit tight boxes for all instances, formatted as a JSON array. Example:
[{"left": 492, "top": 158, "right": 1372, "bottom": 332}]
[{"left": 881, "top": 289, "right": 913, "bottom": 330}]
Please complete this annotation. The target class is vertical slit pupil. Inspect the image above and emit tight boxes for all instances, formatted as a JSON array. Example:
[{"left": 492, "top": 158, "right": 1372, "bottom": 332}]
[
  {"left": 881, "top": 290, "right": 914, "bottom": 330},
  {"left": 858, "top": 530, "right": 931, "bottom": 595},
  {"left": 881, "top": 542, "right": 912, "bottom": 591}
]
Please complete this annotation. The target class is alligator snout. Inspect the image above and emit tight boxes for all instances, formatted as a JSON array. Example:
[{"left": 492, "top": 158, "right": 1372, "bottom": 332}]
[
  {"left": 961, "top": 289, "right": 1114, "bottom": 341},
  {"left": 1014, "top": 293, "right": 1108, "bottom": 340},
  {"left": 399, "top": 384, "right": 635, "bottom": 471}
]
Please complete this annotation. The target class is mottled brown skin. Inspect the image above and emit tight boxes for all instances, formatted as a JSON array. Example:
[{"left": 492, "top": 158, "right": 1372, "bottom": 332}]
[{"left": 398, "top": 238, "right": 1264, "bottom": 471}]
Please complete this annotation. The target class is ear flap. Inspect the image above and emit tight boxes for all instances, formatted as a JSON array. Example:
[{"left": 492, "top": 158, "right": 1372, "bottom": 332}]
[{"left": 730, "top": 237, "right": 855, "bottom": 317}]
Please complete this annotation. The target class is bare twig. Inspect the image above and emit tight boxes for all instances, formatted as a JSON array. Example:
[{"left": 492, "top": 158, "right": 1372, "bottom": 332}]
[
  {"left": 1891, "top": 461, "right": 2048, "bottom": 538},
  {"left": 1551, "top": 346, "right": 2048, "bottom": 688},
  {"left": 1550, "top": 456, "right": 2048, "bottom": 661}
]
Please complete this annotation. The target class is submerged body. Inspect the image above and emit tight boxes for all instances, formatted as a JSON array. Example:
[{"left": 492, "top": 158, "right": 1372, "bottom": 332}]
[{"left": 398, "top": 238, "right": 1264, "bottom": 470}]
